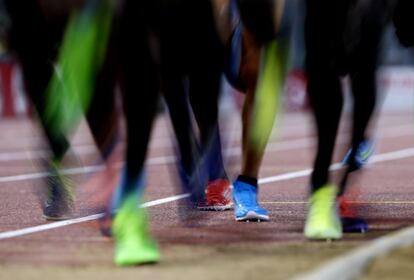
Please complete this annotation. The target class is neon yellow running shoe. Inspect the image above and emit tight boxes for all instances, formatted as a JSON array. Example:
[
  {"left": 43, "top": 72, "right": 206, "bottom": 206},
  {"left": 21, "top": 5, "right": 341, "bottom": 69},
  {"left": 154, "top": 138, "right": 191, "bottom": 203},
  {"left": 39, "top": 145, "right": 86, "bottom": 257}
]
[
  {"left": 113, "top": 196, "right": 160, "bottom": 266},
  {"left": 304, "top": 184, "right": 342, "bottom": 240}
]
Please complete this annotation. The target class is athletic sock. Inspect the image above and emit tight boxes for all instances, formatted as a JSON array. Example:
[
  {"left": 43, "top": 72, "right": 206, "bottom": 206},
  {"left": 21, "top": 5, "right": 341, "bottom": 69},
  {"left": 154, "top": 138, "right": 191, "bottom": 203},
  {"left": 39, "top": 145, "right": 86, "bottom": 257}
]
[{"left": 237, "top": 175, "right": 258, "bottom": 188}]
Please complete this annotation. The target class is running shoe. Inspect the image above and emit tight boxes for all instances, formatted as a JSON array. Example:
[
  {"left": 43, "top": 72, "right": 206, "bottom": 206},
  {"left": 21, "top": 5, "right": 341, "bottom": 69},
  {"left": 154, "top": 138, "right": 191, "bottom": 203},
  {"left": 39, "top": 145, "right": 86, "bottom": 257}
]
[
  {"left": 338, "top": 196, "right": 368, "bottom": 233},
  {"left": 42, "top": 163, "right": 75, "bottom": 221},
  {"left": 197, "top": 179, "right": 232, "bottom": 211},
  {"left": 232, "top": 180, "right": 269, "bottom": 221},
  {"left": 343, "top": 139, "right": 374, "bottom": 172},
  {"left": 304, "top": 184, "right": 342, "bottom": 240},
  {"left": 113, "top": 195, "right": 160, "bottom": 266}
]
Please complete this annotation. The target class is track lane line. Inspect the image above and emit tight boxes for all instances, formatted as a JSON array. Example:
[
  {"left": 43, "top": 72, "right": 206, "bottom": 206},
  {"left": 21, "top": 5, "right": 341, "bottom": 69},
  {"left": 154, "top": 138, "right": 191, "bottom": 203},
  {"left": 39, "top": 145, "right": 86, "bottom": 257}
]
[
  {"left": 0, "top": 194, "right": 190, "bottom": 240},
  {"left": 261, "top": 201, "right": 414, "bottom": 205},
  {"left": 0, "top": 124, "right": 413, "bottom": 183},
  {"left": 0, "top": 122, "right": 411, "bottom": 162},
  {"left": 1, "top": 146, "right": 414, "bottom": 240}
]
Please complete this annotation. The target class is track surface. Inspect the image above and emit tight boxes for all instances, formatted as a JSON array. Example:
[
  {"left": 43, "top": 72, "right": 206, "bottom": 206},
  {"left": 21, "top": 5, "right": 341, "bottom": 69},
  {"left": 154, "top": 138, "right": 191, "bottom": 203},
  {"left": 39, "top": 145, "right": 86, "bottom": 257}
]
[{"left": 0, "top": 110, "right": 414, "bottom": 279}]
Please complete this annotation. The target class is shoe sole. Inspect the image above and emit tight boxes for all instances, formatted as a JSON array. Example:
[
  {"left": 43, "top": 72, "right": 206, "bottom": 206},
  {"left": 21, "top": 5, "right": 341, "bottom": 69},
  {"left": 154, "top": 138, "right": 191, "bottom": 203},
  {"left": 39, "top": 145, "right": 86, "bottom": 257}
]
[
  {"left": 236, "top": 211, "right": 269, "bottom": 222},
  {"left": 304, "top": 221, "right": 343, "bottom": 240},
  {"left": 341, "top": 217, "right": 369, "bottom": 233},
  {"left": 42, "top": 214, "right": 72, "bottom": 221},
  {"left": 197, "top": 203, "right": 233, "bottom": 211},
  {"left": 304, "top": 230, "right": 343, "bottom": 240},
  {"left": 304, "top": 224, "right": 343, "bottom": 240},
  {"left": 115, "top": 250, "right": 160, "bottom": 266}
]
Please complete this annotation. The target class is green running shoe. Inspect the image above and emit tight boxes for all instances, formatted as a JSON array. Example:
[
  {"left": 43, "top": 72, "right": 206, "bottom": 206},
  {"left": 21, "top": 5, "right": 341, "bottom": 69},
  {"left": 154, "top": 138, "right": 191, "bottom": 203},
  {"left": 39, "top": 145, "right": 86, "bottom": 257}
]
[
  {"left": 113, "top": 196, "right": 160, "bottom": 266},
  {"left": 304, "top": 184, "right": 342, "bottom": 240}
]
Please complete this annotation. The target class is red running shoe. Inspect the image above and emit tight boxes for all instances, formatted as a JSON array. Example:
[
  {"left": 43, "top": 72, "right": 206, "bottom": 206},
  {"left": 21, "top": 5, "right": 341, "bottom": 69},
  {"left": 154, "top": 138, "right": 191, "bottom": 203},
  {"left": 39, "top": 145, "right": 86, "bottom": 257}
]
[
  {"left": 197, "top": 179, "right": 232, "bottom": 211},
  {"left": 338, "top": 196, "right": 368, "bottom": 233}
]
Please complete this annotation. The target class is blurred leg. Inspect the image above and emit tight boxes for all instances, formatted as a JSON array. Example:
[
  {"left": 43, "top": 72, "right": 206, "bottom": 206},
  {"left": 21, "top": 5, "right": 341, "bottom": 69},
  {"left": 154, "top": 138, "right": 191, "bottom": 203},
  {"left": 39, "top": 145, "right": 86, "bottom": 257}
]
[
  {"left": 305, "top": 0, "right": 348, "bottom": 192},
  {"left": 5, "top": 0, "right": 69, "bottom": 161},
  {"left": 159, "top": 2, "right": 200, "bottom": 177},
  {"left": 112, "top": 0, "right": 161, "bottom": 266},
  {"left": 86, "top": 17, "right": 120, "bottom": 161},
  {"left": 186, "top": 0, "right": 226, "bottom": 181},
  {"left": 304, "top": 0, "right": 348, "bottom": 240},
  {"left": 343, "top": 1, "right": 388, "bottom": 176}
]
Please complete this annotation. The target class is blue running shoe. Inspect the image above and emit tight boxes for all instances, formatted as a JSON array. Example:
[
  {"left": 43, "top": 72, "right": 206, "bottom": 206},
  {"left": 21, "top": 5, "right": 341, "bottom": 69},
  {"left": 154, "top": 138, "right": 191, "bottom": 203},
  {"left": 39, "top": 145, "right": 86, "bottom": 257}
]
[
  {"left": 232, "top": 180, "right": 269, "bottom": 221},
  {"left": 343, "top": 139, "right": 374, "bottom": 172}
]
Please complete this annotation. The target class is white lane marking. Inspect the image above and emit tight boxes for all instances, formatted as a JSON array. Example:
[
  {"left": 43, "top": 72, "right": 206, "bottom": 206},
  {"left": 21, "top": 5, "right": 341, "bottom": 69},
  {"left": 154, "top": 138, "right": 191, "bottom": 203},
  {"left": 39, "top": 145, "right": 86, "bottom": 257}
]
[
  {"left": 292, "top": 226, "right": 414, "bottom": 280},
  {"left": 0, "top": 141, "right": 412, "bottom": 185},
  {"left": 0, "top": 122, "right": 412, "bottom": 162},
  {"left": 1, "top": 146, "right": 414, "bottom": 240},
  {"left": 259, "top": 163, "right": 345, "bottom": 185},
  {"left": 0, "top": 214, "right": 104, "bottom": 240},
  {"left": 260, "top": 147, "right": 414, "bottom": 185},
  {"left": 261, "top": 201, "right": 414, "bottom": 205},
  {"left": 0, "top": 194, "right": 190, "bottom": 240},
  {"left": 0, "top": 144, "right": 98, "bottom": 161},
  {"left": 0, "top": 165, "right": 105, "bottom": 183},
  {"left": 370, "top": 147, "right": 414, "bottom": 163},
  {"left": 0, "top": 120, "right": 411, "bottom": 184},
  {"left": 140, "top": 193, "right": 190, "bottom": 208}
]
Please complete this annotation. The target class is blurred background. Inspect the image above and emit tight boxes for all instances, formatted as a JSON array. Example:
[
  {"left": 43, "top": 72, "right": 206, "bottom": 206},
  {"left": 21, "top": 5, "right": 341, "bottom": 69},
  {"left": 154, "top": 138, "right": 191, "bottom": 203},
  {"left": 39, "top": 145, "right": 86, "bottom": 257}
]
[{"left": 0, "top": 0, "right": 414, "bottom": 119}]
